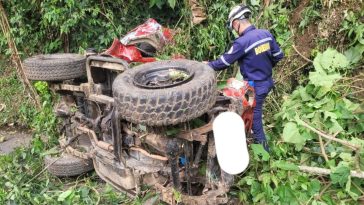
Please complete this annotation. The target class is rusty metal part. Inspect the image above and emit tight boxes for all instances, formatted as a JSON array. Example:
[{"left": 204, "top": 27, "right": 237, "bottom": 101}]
[
  {"left": 86, "top": 55, "right": 128, "bottom": 85},
  {"left": 88, "top": 94, "right": 114, "bottom": 105},
  {"left": 93, "top": 145, "right": 169, "bottom": 196},
  {"left": 193, "top": 142, "right": 206, "bottom": 167},
  {"left": 93, "top": 148, "right": 137, "bottom": 191},
  {"left": 206, "top": 134, "right": 218, "bottom": 188},
  {"left": 74, "top": 111, "right": 94, "bottom": 125},
  {"left": 122, "top": 124, "right": 138, "bottom": 136},
  {"left": 184, "top": 141, "right": 193, "bottom": 195},
  {"left": 59, "top": 138, "right": 93, "bottom": 160},
  {"left": 77, "top": 126, "right": 114, "bottom": 151},
  {"left": 167, "top": 139, "right": 181, "bottom": 191},
  {"left": 51, "top": 83, "right": 83, "bottom": 92},
  {"left": 143, "top": 134, "right": 175, "bottom": 154},
  {"left": 129, "top": 147, "right": 168, "bottom": 161},
  {"left": 111, "top": 109, "right": 123, "bottom": 162},
  {"left": 178, "top": 121, "right": 212, "bottom": 142}
]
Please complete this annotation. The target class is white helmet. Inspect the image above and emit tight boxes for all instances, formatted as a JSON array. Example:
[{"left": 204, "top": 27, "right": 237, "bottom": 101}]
[{"left": 227, "top": 5, "right": 252, "bottom": 30}]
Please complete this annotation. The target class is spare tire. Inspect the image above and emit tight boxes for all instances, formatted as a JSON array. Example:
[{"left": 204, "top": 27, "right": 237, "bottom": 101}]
[
  {"left": 112, "top": 59, "right": 217, "bottom": 126},
  {"left": 23, "top": 53, "right": 86, "bottom": 81}
]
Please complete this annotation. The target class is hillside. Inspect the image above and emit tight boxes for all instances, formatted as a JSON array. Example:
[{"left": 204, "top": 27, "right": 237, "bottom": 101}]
[{"left": 0, "top": 0, "right": 363, "bottom": 204}]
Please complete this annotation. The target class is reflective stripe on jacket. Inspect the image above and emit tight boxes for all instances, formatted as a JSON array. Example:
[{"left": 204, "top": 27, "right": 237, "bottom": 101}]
[{"left": 208, "top": 25, "right": 284, "bottom": 81}]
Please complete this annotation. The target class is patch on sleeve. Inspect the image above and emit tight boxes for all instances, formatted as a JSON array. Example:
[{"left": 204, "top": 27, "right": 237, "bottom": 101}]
[{"left": 254, "top": 43, "right": 270, "bottom": 55}]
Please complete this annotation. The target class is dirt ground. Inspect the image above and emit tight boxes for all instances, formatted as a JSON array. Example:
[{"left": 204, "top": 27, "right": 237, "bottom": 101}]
[{"left": 0, "top": 128, "right": 32, "bottom": 155}]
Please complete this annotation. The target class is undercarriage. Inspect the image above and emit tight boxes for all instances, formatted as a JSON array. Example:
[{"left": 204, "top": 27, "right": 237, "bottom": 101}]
[{"left": 44, "top": 55, "right": 247, "bottom": 204}]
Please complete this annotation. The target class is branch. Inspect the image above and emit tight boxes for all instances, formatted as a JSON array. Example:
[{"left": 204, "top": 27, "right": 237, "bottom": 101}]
[
  {"left": 318, "top": 134, "right": 329, "bottom": 162},
  {"left": 300, "top": 120, "right": 360, "bottom": 150},
  {"left": 299, "top": 165, "right": 364, "bottom": 179},
  {"left": 292, "top": 44, "right": 313, "bottom": 63}
]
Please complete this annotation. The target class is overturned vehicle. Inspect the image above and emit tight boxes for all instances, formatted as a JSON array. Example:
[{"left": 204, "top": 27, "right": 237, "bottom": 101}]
[{"left": 23, "top": 20, "right": 255, "bottom": 205}]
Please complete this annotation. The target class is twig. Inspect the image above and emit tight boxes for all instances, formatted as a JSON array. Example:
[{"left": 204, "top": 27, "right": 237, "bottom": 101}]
[
  {"left": 298, "top": 165, "right": 364, "bottom": 179},
  {"left": 299, "top": 120, "right": 360, "bottom": 150},
  {"left": 317, "top": 182, "right": 332, "bottom": 200},
  {"left": 352, "top": 182, "right": 364, "bottom": 195},
  {"left": 91, "top": 186, "right": 101, "bottom": 205},
  {"left": 318, "top": 134, "right": 329, "bottom": 162},
  {"left": 343, "top": 89, "right": 364, "bottom": 99},
  {"left": 292, "top": 44, "right": 313, "bottom": 63},
  {"left": 303, "top": 147, "right": 323, "bottom": 156},
  {"left": 276, "top": 62, "right": 311, "bottom": 85},
  {"left": 324, "top": 131, "right": 339, "bottom": 147},
  {"left": 26, "top": 157, "right": 60, "bottom": 184}
]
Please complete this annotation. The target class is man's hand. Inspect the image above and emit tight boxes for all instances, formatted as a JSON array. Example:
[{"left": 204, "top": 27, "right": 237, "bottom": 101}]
[{"left": 202, "top": 61, "right": 209, "bottom": 64}]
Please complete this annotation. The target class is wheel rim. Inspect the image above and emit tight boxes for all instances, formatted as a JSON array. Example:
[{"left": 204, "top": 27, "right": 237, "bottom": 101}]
[{"left": 133, "top": 67, "right": 194, "bottom": 89}]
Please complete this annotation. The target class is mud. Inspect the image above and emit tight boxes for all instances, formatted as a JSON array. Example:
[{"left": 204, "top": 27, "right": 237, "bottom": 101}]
[{"left": 0, "top": 127, "right": 32, "bottom": 154}]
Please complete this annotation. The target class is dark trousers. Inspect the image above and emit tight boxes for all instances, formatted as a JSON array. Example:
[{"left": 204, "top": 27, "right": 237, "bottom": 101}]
[{"left": 252, "top": 79, "right": 274, "bottom": 143}]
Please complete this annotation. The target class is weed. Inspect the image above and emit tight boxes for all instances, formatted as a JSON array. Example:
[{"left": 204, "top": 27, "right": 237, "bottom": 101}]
[
  {"left": 299, "top": 6, "right": 321, "bottom": 32},
  {"left": 340, "top": 10, "right": 364, "bottom": 46}
]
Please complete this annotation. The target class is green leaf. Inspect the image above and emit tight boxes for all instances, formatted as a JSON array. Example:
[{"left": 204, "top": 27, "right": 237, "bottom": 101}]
[
  {"left": 272, "top": 160, "right": 299, "bottom": 171},
  {"left": 327, "top": 119, "right": 343, "bottom": 134},
  {"left": 330, "top": 165, "right": 350, "bottom": 187},
  {"left": 345, "top": 176, "right": 359, "bottom": 200},
  {"left": 323, "top": 111, "right": 337, "bottom": 121},
  {"left": 58, "top": 189, "right": 74, "bottom": 202},
  {"left": 250, "top": 0, "right": 261, "bottom": 7},
  {"left": 309, "top": 179, "right": 321, "bottom": 195},
  {"left": 320, "top": 48, "right": 349, "bottom": 72},
  {"left": 217, "top": 81, "right": 227, "bottom": 90},
  {"left": 251, "top": 144, "right": 270, "bottom": 161},
  {"left": 315, "top": 86, "right": 332, "bottom": 99},
  {"left": 309, "top": 71, "right": 341, "bottom": 88},
  {"left": 282, "top": 122, "right": 303, "bottom": 145},
  {"left": 313, "top": 53, "right": 325, "bottom": 73},
  {"left": 344, "top": 44, "right": 364, "bottom": 64},
  {"left": 168, "top": 0, "right": 176, "bottom": 8},
  {"left": 277, "top": 184, "right": 296, "bottom": 204},
  {"left": 342, "top": 98, "right": 359, "bottom": 111},
  {"left": 299, "top": 87, "right": 312, "bottom": 102}
]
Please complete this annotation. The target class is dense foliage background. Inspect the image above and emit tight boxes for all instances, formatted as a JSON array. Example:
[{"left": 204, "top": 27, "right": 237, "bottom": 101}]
[{"left": 0, "top": 0, "right": 363, "bottom": 204}]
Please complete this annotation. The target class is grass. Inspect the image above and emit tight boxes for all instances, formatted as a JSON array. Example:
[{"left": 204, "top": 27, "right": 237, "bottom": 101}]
[{"left": 0, "top": 59, "right": 35, "bottom": 127}]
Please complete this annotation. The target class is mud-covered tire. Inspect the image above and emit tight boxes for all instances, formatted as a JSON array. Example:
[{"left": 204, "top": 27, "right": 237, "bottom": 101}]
[
  {"left": 23, "top": 53, "right": 86, "bottom": 81},
  {"left": 44, "top": 153, "right": 94, "bottom": 177},
  {"left": 112, "top": 59, "right": 217, "bottom": 126}
]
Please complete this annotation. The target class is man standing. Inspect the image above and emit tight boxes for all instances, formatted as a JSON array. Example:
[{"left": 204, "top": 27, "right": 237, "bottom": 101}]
[{"left": 207, "top": 5, "right": 284, "bottom": 151}]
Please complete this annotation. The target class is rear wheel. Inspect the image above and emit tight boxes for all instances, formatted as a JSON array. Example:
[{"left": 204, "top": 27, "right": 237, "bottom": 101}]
[
  {"left": 23, "top": 53, "right": 86, "bottom": 81},
  {"left": 112, "top": 60, "right": 217, "bottom": 126}
]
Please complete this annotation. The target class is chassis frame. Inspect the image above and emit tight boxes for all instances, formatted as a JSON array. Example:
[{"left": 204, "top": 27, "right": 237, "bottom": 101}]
[{"left": 50, "top": 55, "right": 246, "bottom": 205}]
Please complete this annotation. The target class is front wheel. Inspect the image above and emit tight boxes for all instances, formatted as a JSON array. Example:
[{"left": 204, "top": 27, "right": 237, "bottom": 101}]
[{"left": 44, "top": 152, "right": 94, "bottom": 177}]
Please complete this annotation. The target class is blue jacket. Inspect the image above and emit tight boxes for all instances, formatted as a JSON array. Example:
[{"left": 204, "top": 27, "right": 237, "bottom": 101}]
[{"left": 208, "top": 25, "right": 284, "bottom": 81}]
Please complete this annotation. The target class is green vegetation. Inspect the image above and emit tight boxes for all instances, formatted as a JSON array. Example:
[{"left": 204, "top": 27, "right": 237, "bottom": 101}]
[
  {"left": 299, "top": 1, "right": 321, "bottom": 31},
  {"left": 0, "top": 0, "right": 363, "bottom": 204}
]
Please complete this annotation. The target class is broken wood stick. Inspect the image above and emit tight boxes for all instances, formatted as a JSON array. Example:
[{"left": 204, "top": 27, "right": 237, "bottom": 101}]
[
  {"left": 299, "top": 165, "right": 364, "bottom": 179},
  {"left": 318, "top": 134, "right": 329, "bottom": 162},
  {"left": 292, "top": 44, "right": 313, "bottom": 63},
  {"left": 300, "top": 120, "right": 360, "bottom": 150}
]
